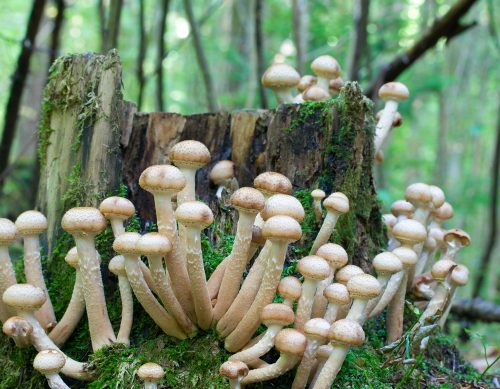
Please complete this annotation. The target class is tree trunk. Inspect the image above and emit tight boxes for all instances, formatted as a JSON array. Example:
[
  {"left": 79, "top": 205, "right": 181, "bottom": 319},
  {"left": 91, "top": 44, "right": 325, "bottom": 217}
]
[
  {"left": 155, "top": 0, "right": 170, "bottom": 112},
  {"left": 136, "top": 0, "right": 146, "bottom": 110},
  {"left": 292, "top": 0, "right": 309, "bottom": 75},
  {"left": 255, "top": 0, "right": 268, "bottom": 109},
  {"left": 347, "top": 0, "right": 370, "bottom": 81}
]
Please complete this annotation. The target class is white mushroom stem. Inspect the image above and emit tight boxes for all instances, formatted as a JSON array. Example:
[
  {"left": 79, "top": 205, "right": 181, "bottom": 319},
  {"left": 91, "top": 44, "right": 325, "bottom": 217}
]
[
  {"left": 123, "top": 253, "right": 187, "bottom": 339},
  {"left": 177, "top": 168, "right": 196, "bottom": 205},
  {"left": 309, "top": 347, "right": 332, "bottom": 388},
  {"left": 419, "top": 280, "right": 449, "bottom": 324},
  {"left": 313, "top": 200, "right": 323, "bottom": 223},
  {"left": 292, "top": 339, "right": 325, "bottom": 389},
  {"left": 363, "top": 273, "right": 393, "bottom": 319},
  {"left": 374, "top": 99, "right": 398, "bottom": 154},
  {"left": 22, "top": 236, "right": 56, "bottom": 329},
  {"left": 368, "top": 270, "right": 405, "bottom": 318},
  {"left": 74, "top": 237, "right": 116, "bottom": 350},
  {"left": 115, "top": 272, "right": 134, "bottom": 345},
  {"left": 324, "top": 304, "right": 342, "bottom": 324},
  {"left": 43, "top": 372, "right": 70, "bottom": 389},
  {"left": 311, "top": 270, "right": 336, "bottom": 319},
  {"left": 0, "top": 245, "right": 17, "bottom": 322},
  {"left": 207, "top": 257, "right": 227, "bottom": 300},
  {"left": 295, "top": 279, "right": 320, "bottom": 331},
  {"left": 386, "top": 272, "right": 408, "bottom": 343},
  {"left": 438, "top": 284, "right": 458, "bottom": 327},
  {"left": 228, "top": 324, "right": 283, "bottom": 364},
  {"left": 414, "top": 246, "right": 435, "bottom": 278},
  {"left": 310, "top": 212, "right": 340, "bottom": 255},
  {"left": 241, "top": 352, "right": 301, "bottom": 384},
  {"left": 312, "top": 345, "right": 349, "bottom": 389},
  {"left": 346, "top": 298, "right": 370, "bottom": 324}
]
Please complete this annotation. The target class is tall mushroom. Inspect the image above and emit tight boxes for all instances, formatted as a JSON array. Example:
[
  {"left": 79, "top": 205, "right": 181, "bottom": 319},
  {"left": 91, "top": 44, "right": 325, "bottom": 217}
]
[
  {"left": 33, "top": 349, "right": 70, "bottom": 389},
  {"left": 137, "top": 362, "right": 164, "bottom": 389},
  {"left": 438, "top": 264, "right": 469, "bottom": 327},
  {"left": 61, "top": 207, "right": 116, "bottom": 350},
  {"left": 15, "top": 210, "right": 56, "bottom": 330},
  {"left": 310, "top": 55, "right": 341, "bottom": 93},
  {"left": 0, "top": 218, "right": 18, "bottom": 322},
  {"left": 261, "top": 63, "right": 301, "bottom": 104},
  {"left": 209, "top": 160, "right": 236, "bottom": 199}
]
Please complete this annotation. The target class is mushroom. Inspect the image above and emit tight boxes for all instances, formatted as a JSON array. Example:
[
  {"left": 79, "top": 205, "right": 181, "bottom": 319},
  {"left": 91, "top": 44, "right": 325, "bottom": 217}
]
[
  {"left": 15, "top": 211, "right": 56, "bottom": 330},
  {"left": 224, "top": 215, "right": 301, "bottom": 352},
  {"left": 33, "top": 349, "right": 69, "bottom": 389},
  {"left": 303, "top": 85, "right": 330, "bottom": 101},
  {"left": 175, "top": 201, "right": 214, "bottom": 329},
  {"left": 113, "top": 232, "right": 186, "bottom": 339},
  {"left": 137, "top": 362, "right": 164, "bottom": 389},
  {"left": 311, "top": 189, "right": 326, "bottom": 223},
  {"left": 213, "top": 188, "right": 265, "bottom": 322},
  {"left": 209, "top": 160, "right": 236, "bottom": 199},
  {"left": 219, "top": 361, "right": 249, "bottom": 389},
  {"left": 414, "top": 235, "right": 437, "bottom": 278},
  {"left": 441, "top": 229, "right": 471, "bottom": 261},
  {"left": 334, "top": 264, "right": 364, "bottom": 285},
  {"left": 376, "top": 110, "right": 403, "bottom": 128},
  {"left": 292, "top": 318, "right": 331, "bottom": 389},
  {"left": 241, "top": 328, "right": 307, "bottom": 384},
  {"left": 374, "top": 82, "right": 409, "bottom": 154},
  {"left": 2, "top": 284, "right": 91, "bottom": 380},
  {"left": 404, "top": 183, "right": 433, "bottom": 225},
  {"left": 310, "top": 193, "right": 349, "bottom": 255},
  {"left": 388, "top": 200, "right": 415, "bottom": 250},
  {"left": 297, "top": 75, "right": 317, "bottom": 92},
  {"left": 108, "top": 255, "right": 134, "bottom": 344},
  {"left": 99, "top": 196, "right": 135, "bottom": 236},
  {"left": 61, "top": 207, "right": 116, "bottom": 350},
  {"left": 310, "top": 55, "right": 341, "bottom": 93},
  {"left": 345, "top": 274, "right": 381, "bottom": 324},
  {"left": 277, "top": 276, "right": 302, "bottom": 307},
  {"left": 323, "top": 283, "right": 351, "bottom": 324},
  {"left": 254, "top": 172, "right": 293, "bottom": 199},
  {"left": 329, "top": 77, "right": 344, "bottom": 96},
  {"left": 136, "top": 233, "right": 197, "bottom": 336},
  {"left": 2, "top": 315, "right": 32, "bottom": 347},
  {"left": 228, "top": 303, "right": 294, "bottom": 364},
  {"left": 48, "top": 247, "right": 85, "bottom": 346},
  {"left": 311, "top": 243, "right": 348, "bottom": 318},
  {"left": 261, "top": 63, "right": 301, "bottom": 104},
  {"left": 295, "top": 255, "right": 331, "bottom": 331},
  {"left": 309, "top": 344, "right": 333, "bottom": 388},
  {"left": 312, "top": 319, "right": 365, "bottom": 389},
  {"left": 438, "top": 264, "right": 469, "bottom": 327},
  {"left": 429, "top": 201, "right": 453, "bottom": 229},
  {"left": 0, "top": 218, "right": 18, "bottom": 322},
  {"left": 382, "top": 213, "right": 397, "bottom": 242}
]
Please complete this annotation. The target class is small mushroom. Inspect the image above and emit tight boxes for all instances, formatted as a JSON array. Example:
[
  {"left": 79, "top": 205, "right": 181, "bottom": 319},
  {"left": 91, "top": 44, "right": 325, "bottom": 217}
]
[
  {"left": 311, "top": 189, "right": 326, "bottom": 223},
  {"left": 438, "top": 264, "right": 469, "bottom": 327},
  {"left": 404, "top": 183, "right": 433, "bottom": 225},
  {"left": 220, "top": 361, "right": 249, "bottom": 389},
  {"left": 0, "top": 218, "right": 18, "bottom": 322},
  {"left": 209, "top": 160, "right": 236, "bottom": 199},
  {"left": 334, "top": 265, "right": 364, "bottom": 285},
  {"left": 303, "top": 85, "right": 330, "bottom": 101},
  {"left": 277, "top": 276, "right": 302, "bottom": 308},
  {"left": 137, "top": 362, "right": 164, "bottom": 389},
  {"left": 323, "top": 283, "right": 351, "bottom": 324},
  {"left": 99, "top": 196, "right": 135, "bottom": 237},
  {"left": 346, "top": 274, "right": 381, "bottom": 324},
  {"left": 2, "top": 315, "right": 32, "bottom": 347},
  {"left": 310, "top": 55, "right": 341, "bottom": 93},
  {"left": 329, "top": 77, "right": 344, "bottom": 96},
  {"left": 33, "top": 349, "right": 69, "bottom": 389},
  {"left": 429, "top": 201, "right": 453, "bottom": 229},
  {"left": 261, "top": 63, "right": 301, "bottom": 104}
]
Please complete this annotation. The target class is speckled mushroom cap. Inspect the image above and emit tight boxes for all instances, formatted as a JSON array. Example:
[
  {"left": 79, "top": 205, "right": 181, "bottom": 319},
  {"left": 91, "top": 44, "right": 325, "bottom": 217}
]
[
  {"left": 405, "top": 183, "right": 432, "bottom": 207},
  {"left": 112, "top": 232, "right": 141, "bottom": 256},
  {"left": 297, "top": 75, "right": 317, "bottom": 92},
  {"left": 65, "top": 247, "right": 80, "bottom": 269},
  {"left": 335, "top": 265, "right": 364, "bottom": 285},
  {"left": 311, "top": 189, "right": 326, "bottom": 201},
  {"left": 108, "top": 255, "right": 126, "bottom": 276},
  {"left": 304, "top": 318, "right": 331, "bottom": 340},
  {"left": 323, "top": 192, "right": 349, "bottom": 214},
  {"left": 317, "top": 243, "right": 348, "bottom": 269},
  {"left": 0, "top": 218, "right": 17, "bottom": 243},
  {"left": 251, "top": 225, "right": 266, "bottom": 246},
  {"left": 303, "top": 85, "right": 330, "bottom": 101},
  {"left": 323, "top": 283, "right": 351, "bottom": 305},
  {"left": 278, "top": 276, "right": 302, "bottom": 302},
  {"left": 432, "top": 202, "right": 453, "bottom": 222},
  {"left": 175, "top": 201, "right": 214, "bottom": 229},
  {"left": 2, "top": 316, "right": 32, "bottom": 338},
  {"left": 261, "top": 63, "right": 300, "bottom": 90},
  {"left": 61, "top": 207, "right": 106, "bottom": 236},
  {"left": 137, "top": 362, "right": 165, "bottom": 382},
  {"left": 450, "top": 264, "right": 469, "bottom": 286},
  {"left": 329, "top": 77, "right": 344, "bottom": 93},
  {"left": 378, "top": 82, "right": 409, "bottom": 102},
  {"left": 230, "top": 187, "right": 265, "bottom": 214},
  {"left": 444, "top": 229, "right": 471, "bottom": 247},
  {"left": 139, "top": 164, "right": 186, "bottom": 194},
  {"left": 3, "top": 284, "right": 46, "bottom": 311},
  {"left": 372, "top": 252, "right": 402, "bottom": 275},
  {"left": 390, "top": 200, "right": 415, "bottom": 218},
  {"left": 311, "top": 55, "right": 341, "bottom": 79},
  {"left": 428, "top": 185, "right": 446, "bottom": 209},
  {"left": 260, "top": 303, "right": 295, "bottom": 327},
  {"left": 33, "top": 349, "right": 66, "bottom": 375},
  {"left": 254, "top": 172, "right": 293, "bottom": 197},
  {"left": 260, "top": 194, "right": 305, "bottom": 222},
  {"left": 297, "top": 255, "right": 331, "bottom": 281},
  {"left": 261, "top": 215, "right": 302, "bottom": 243},
  {"left": 168, "top": 140, "right": 211, "bottom": 169},
  {"left": 209, "top": 160, "right": 235, "bottom": 185},
  {"left": 316, "top": 344, "right": 334, "bottom": 360},
  {"left": 15, "top": 211, "right": 47, "bottom": 235},
  {"left": 274, "top": 328, "right": 307, "bottom": 357},
  {"left": 99, "top": 197, "right": 135, "bottom": 221},
  {"left": 347, "top": 274, "right": 381, "bottom": 300},
  {"left": 392, "top": 219, "right": 427, "bottom": 246},
  {"left": 219, "top": 360, "right": 249, "bottom": 379},
  {"left": 136, "top": 232, "right": 172, "bottom": 256},
  {"left": 382, "top": 214, "right": 397, "bottom": 232},
  {"left": 392, "top": 246, "right": 418, "bottom": 268},
  {"left": 328, "top": 318, "right": 365, "bottom": 346},
  {"left": 431, "top": 259, "right": 456, "bottom": 281}
]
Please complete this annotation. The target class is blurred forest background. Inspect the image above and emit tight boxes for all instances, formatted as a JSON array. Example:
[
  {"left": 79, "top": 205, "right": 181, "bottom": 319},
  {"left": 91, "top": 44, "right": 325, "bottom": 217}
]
[{"left": 0, "top": 0, "right": 497, "bottom": 370}]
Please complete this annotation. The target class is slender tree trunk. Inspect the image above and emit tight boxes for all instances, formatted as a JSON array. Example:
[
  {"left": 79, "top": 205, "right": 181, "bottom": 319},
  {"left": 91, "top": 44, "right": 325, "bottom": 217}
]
[
  {"left": 97, "top": 0, "right": 107, "bottom": 50},
  {"left": 434, "top": 91, "right": 449, "bottom": 185},
  {"left": 49, "top": 0, "right": 66, "bottom": 65},
  {"left": 100, "top": 0, "right": 123, "bottom": 53},
  {"left": 136, "top": 0, "right": 146, "bottom": 110},
  {"left": 182, "top": 0, "right": 218, "bottom": 111},
  {"left": 347, "top": 0, "right": 370, "bottom": 81},
  {"left": 255, "top": 0, "right": 267, "bottom": 109},
  {"left": 0, "top": 0, "right": 47, "bottom": 192},
  {"left": 155, "top": 0, "right": 170, "bottom": 112},
  {"left": 292, "top": 0, "right": 309, "bottom": 74}
]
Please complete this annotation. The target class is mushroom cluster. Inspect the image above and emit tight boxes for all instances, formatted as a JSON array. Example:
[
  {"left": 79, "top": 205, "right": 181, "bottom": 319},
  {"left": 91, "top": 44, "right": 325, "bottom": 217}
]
[{"left": 0, "top": 138, "right": 469, "bottom": 388}]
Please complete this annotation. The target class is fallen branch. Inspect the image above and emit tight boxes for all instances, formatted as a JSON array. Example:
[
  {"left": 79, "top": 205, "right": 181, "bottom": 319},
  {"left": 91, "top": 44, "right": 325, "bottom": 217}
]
[{"left": 451, "top": 298, "right": 500, "bottom": 323}]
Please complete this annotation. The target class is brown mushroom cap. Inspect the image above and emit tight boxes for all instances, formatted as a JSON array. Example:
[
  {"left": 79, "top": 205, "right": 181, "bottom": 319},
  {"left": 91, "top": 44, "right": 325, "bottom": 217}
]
[
  {"left": 65, "top": 247, "right": 80, "bottom": 269},
  {"left": 450, "top": 264, "right": 469, "bottom": 286},
  {"left": 136, "top": 232, "right": 172, "bottom": 256},
  {"left": 137, "top": 362, "right": 165, "bottom": 382},
  {"left": 323, "top": 283, "right": 350, "bottom": 305},
  {"left": 431, "top": 259, "right": 456, "bottom": 281},
  {"left": 304, "top": 318, "right": 330, "bottom": 340},
  {"left": 323, "top": 192, "right": 349, "bottom": 214},
  {"left": 316, "top": 243, "right": 348, "bottom": 269},
  {"left": 230, "top": 187, "right": 265, "bottom": 214},
  {"left": 311, "top": 55, "right": 341, "bottom": 79},
  {"left": 15, "top": 211, "right": 47, "bottom": 235},
  {"left": 335, "top": 265, "right": 364, "bottom": 285},
  {"left": 61, "top": 207, "right": 106, "bottom": 236},
  {"left": 444, "top": 229, "right": 471, "bottom": 247},
  {"left": 33, "top": 349, "right": 66, "bottom": 375},
  {"left": 390, "top": 200, "right": 415, "bottom": 218},
  {"left": 251, "top": 225, "right": 266, "bottom": 246},
  {"left": 392, "top": 219, "right": 427, "bottom": 246},
  {"left": 261, "top": 303, "right": 295, "bottom": 327},
  {"left": 112, "top": 232, "right": 141, "bottom": 256},
  {"left": 378, "top": 82, "right": 409, "bottom": 102},
  {"left": 175, "top": 201, "right": 214, "bottom": 229},
  {"left": 168, "top": 140, "right": 211, "bottom": 169},
  {"left": 297, "top": 75, "right": 317, "bottom": 92},
  {"left": 260, "top": 194, "right": 305, "bottom": 222},
  {"left": 0, "top": 218, "right": 18, "bottom": 243},
  {"left": 432, "top": 202, "right": 453, "bottom": 221},
  {"left": 209, "top": 160, "right": 235, "bottom": 185},
  {"left": 303, "top": 85, "right": 330, "bottom": 101},
  {"left": 99, "top": 197, "right": 135, "bottom": 221},
  {"left": 261, "top": 215, "right": 302, "bottom": 243},
  {"left": 405, "top": 183, "right": 432, "bottom": 206},
  {"left": 311, "top": 189, "right": 326, "bottom": 201},
  {"left": 108, "top": 255, "right": 126, "bottom": 276},
  {"left": 3, "top": 284, "right": 46, "bottom": 311},
  {"left": 220, "top": 360, "right": 249, "bottom": 379},
  {"left": 392, "top": 246, "right": 418, "bottom": 267},
  {"left": 139, "top": 165, "right": 186, "bottom": 194},
  {"left": 347, "top": 274, "right": 381, "bottom": 299},
  {"left": 254, "top": 172, "right": 293, "bottom": 196},
  {"left": 2, "top": 316, "right": 32, "bottom": 338},
  {"left": 429, "top": 185, "right": 446, "bottom": 209},
  {"left": 329, "top": 77, "right": 344, "bottom": 93},
  {"left": 261, "top": 63, "right": 301, "bottom": 90},
  {"left": 278, "top": 276, "right": 302, "bottom": 302},
  {"left": 274, "top": 328, "right": 307, "bottom": 356},
  {"left": 372, "top": 252, "right": 402, "bottom": 275},
  {"left": 297, "top": 255, "right": 331, "bottom": 281},
  {"left": 328, "top": 318, "right": 365, "bottom": 346}
]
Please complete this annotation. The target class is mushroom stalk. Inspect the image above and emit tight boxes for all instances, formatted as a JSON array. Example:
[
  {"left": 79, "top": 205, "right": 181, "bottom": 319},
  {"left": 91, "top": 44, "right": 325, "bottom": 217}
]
[
  {"left": 312, "top": 345, "right": 349, "bottom": 389},
  {"left": 177, "top": 168, "right": 196, "bottom": 205},
  {"left": 385, "top": 272, "right": 408, "bottom": 343},
  {"left": 0, "top": 246, "right": 17, "bottom": 321},
  {"left": 368, "top": 270, "right": 405, "bottom": 318},
  {"left": 207, "top": 257, "right": 227, "bottom": 300},
  {"left": 241, "top": 353, "right": 301, "bottom": 384},
  {"left": 363, "top": 273, "right": 393, "bottom": 318},
  {"left": 228, "top": 324, "right": 282, "bottom": 364},
  {"left": 419, "top": 280, "right": 449, "bottom": 324},
  {"left": 324, "top": 304, "right": 341, "bottom": 324},
  {"left": 310, "top": 212, "right": 339, "bottom": 255},
  {"left": 374, "top": 100, "right": 398, "bottom": 153},
  {"left": 292, "top": 341, "right": 324, "bottom": 389},
  {"left": 116, "top": 273, "right": 134, "bottom": 344}
]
